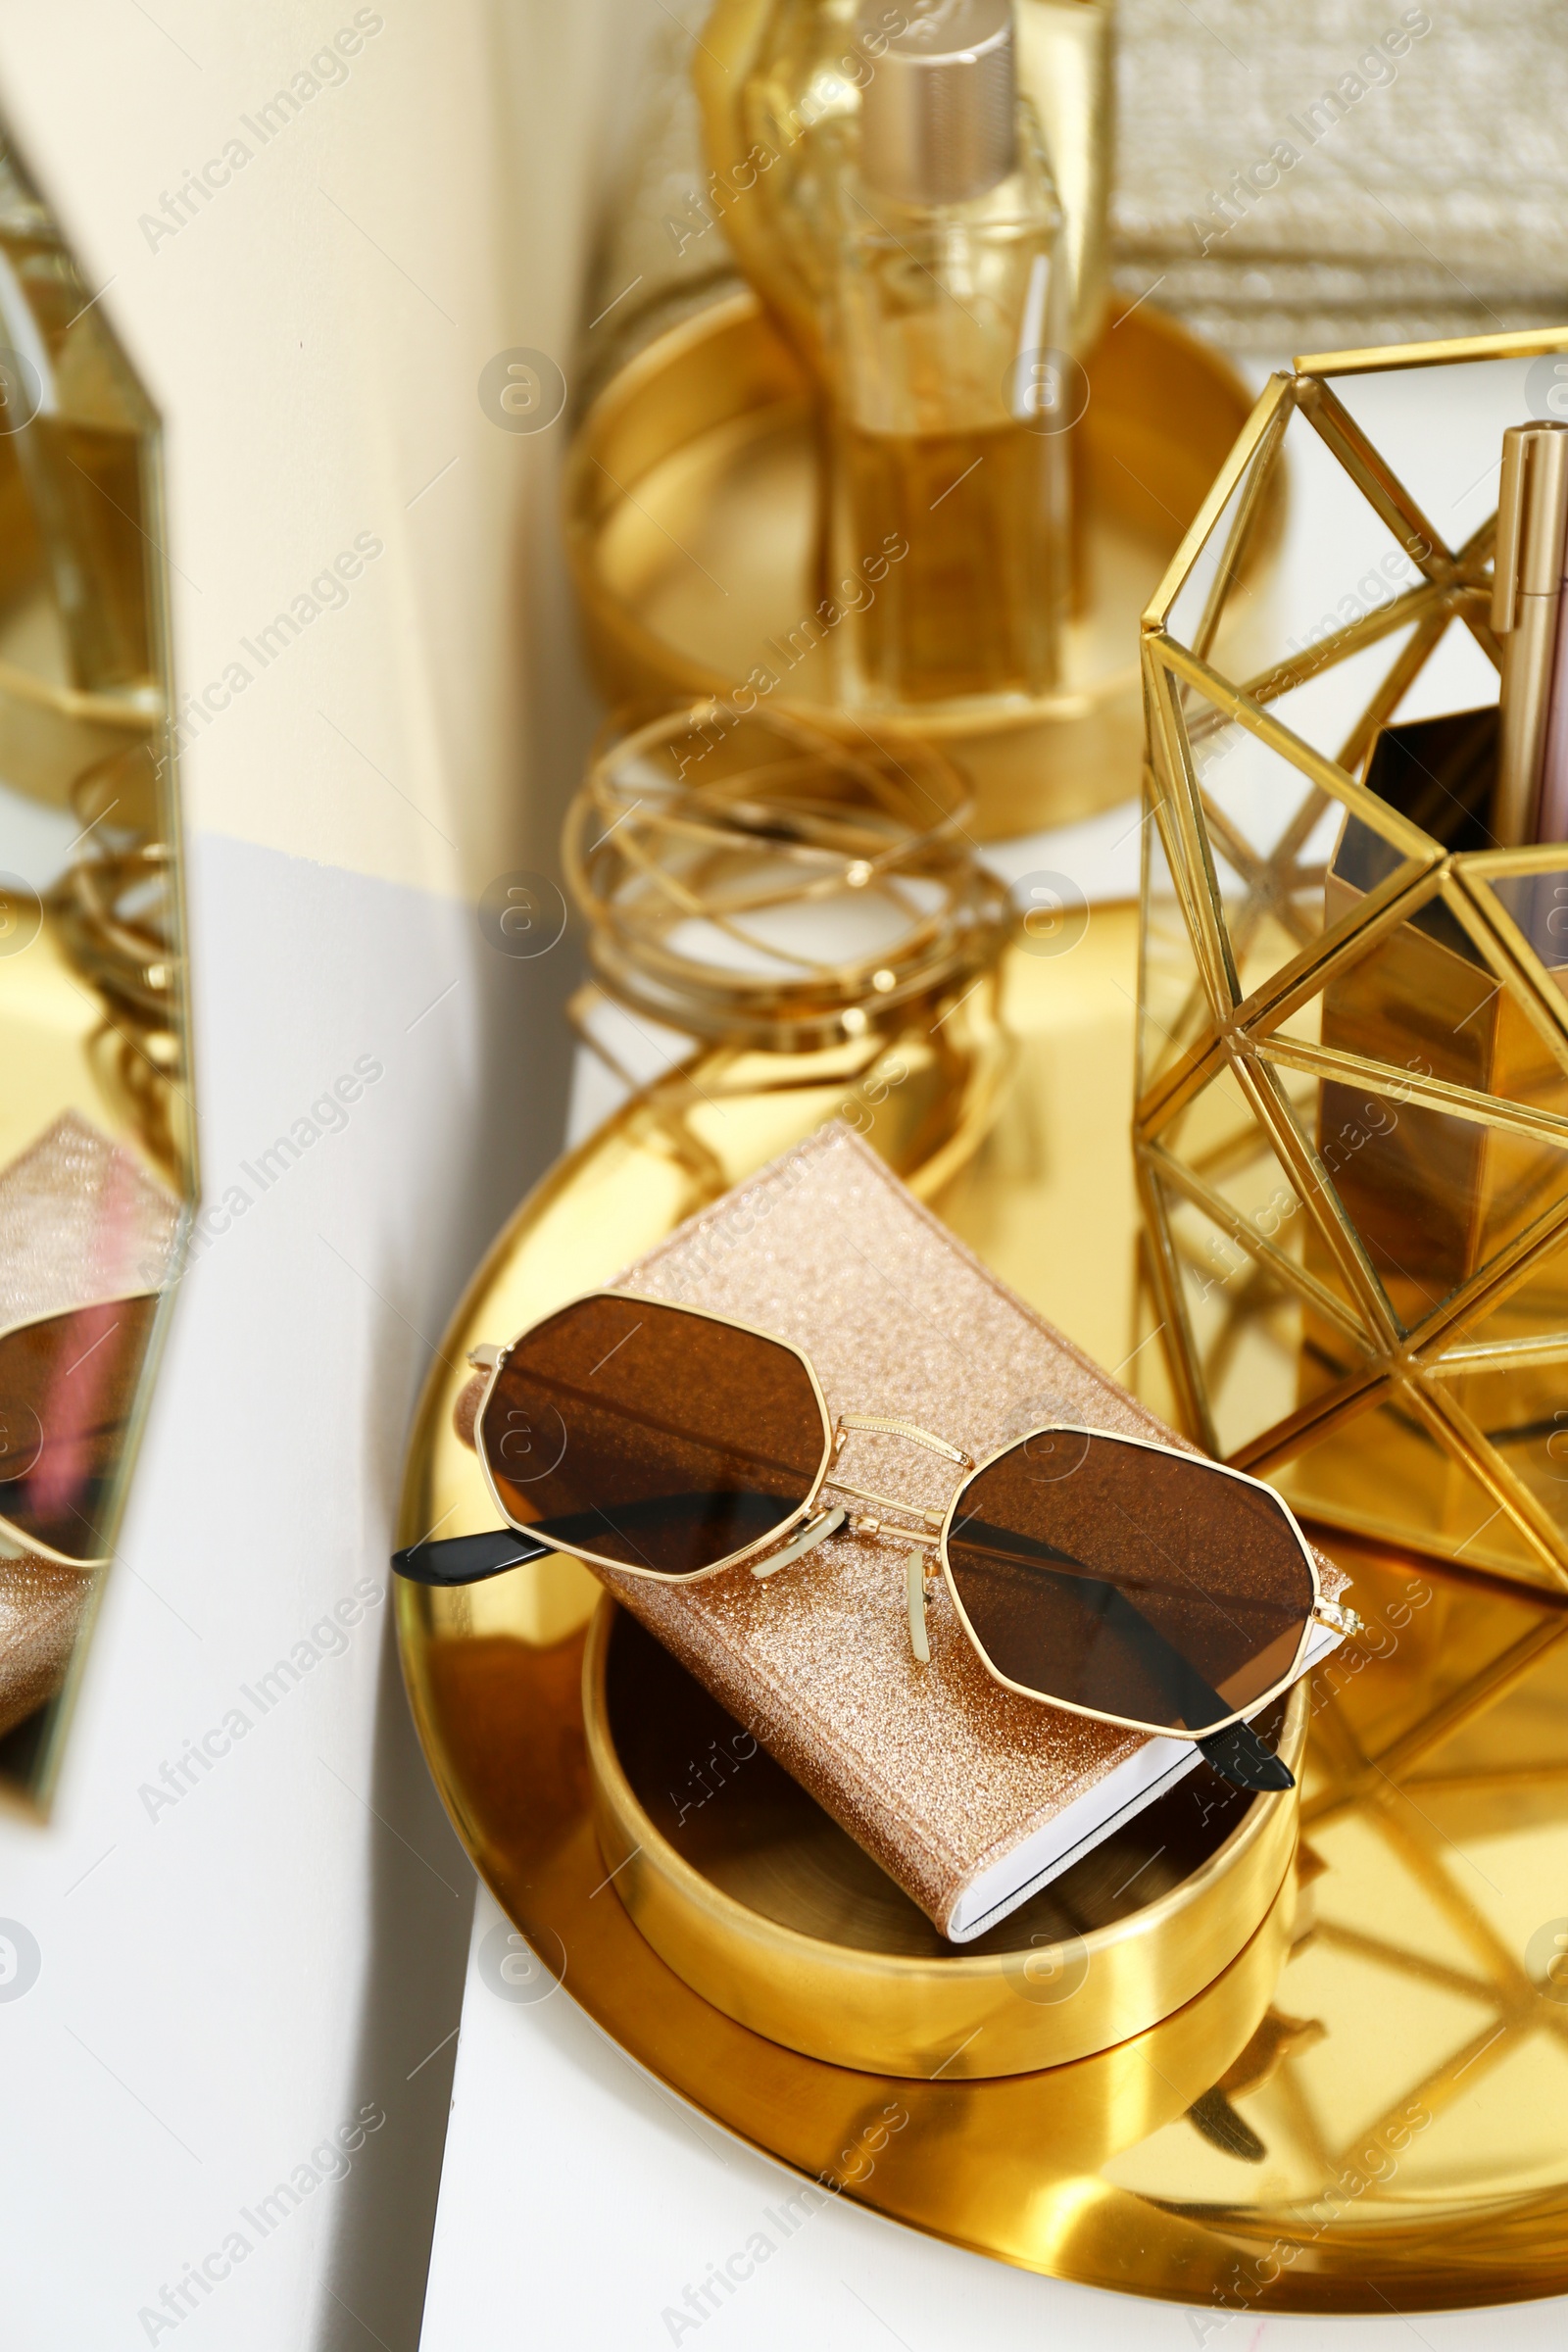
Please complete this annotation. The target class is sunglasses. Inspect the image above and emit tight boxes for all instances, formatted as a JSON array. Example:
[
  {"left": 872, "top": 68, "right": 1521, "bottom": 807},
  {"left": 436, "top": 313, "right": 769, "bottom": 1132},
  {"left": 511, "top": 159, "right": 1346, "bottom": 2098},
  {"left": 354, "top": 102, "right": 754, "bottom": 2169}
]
[
  {"left": 394, "top": 1292, "right": 1359, "bottom": 1792},
  {"left": 0, "top": 1293, "right": 160, "bottom": 1566}
]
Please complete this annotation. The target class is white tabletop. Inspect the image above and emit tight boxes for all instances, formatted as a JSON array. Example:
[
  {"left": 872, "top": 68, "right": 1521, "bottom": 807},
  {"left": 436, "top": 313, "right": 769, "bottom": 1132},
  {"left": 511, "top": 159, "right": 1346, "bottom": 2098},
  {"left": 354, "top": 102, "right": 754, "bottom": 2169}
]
[{"left": 418, "top": 1887, "right": 1564, "bottom": 2351}]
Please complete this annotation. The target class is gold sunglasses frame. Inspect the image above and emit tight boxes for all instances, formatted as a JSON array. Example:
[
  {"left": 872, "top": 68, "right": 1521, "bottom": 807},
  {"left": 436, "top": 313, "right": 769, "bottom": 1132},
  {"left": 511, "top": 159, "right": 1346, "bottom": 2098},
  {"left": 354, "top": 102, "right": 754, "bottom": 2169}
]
[{"left": 470, "top": 1289, "right": 1354, "bottom": 1744}]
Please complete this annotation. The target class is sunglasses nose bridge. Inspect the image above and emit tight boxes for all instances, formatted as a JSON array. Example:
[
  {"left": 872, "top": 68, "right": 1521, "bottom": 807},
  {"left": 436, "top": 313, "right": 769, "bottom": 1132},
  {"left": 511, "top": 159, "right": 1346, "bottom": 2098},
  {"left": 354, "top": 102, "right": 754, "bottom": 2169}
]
[
  {"left": 823, "top": 1412, "right": 974, "bottom": 1539},
  {"left": 835, "top": 1411, "right": 972, "bottom": 1469}
]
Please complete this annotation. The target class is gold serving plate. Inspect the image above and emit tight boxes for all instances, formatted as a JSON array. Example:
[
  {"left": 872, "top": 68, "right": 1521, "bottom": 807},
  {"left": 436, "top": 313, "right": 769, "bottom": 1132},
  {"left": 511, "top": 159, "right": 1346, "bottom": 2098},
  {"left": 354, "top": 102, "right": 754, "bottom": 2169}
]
[
  {"left": 397, "top": 909, "right": 1568, "bottom": 2308},
  {"left": 564, "top": 293, "right": 1274, "bottom": 839}
]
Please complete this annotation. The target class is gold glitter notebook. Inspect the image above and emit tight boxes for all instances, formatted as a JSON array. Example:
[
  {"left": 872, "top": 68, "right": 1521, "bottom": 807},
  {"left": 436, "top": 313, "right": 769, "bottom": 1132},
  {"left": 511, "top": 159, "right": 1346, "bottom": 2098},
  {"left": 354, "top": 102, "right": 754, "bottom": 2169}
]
[{"left": 538, "top": 1126, "right": 1345, "bottom": 1940}]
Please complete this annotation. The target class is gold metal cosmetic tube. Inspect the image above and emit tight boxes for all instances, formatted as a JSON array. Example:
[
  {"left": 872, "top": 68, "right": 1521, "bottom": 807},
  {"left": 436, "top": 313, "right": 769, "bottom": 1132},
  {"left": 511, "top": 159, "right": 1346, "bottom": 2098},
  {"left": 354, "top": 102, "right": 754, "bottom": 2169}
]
[{"left": 1492, "top": 421, "right": 1568, "bottom": 845}]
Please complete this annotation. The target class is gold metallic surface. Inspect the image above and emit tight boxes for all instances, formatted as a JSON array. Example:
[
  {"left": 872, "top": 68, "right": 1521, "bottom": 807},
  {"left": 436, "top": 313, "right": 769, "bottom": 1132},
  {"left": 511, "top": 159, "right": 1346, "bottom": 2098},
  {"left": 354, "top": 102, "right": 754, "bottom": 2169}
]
[
  {"left": 582, "top": 1597, "right": 1303, "bottom": 2079},
  {"left": 564, "top": 292, "right": 1275, "bottom": 839},
  {"left": 1296, "top": 325, "right": 1568, "bottom": 377},
  {"left": 398, "top": 906, "right": 1568, "bottom": 2305}
]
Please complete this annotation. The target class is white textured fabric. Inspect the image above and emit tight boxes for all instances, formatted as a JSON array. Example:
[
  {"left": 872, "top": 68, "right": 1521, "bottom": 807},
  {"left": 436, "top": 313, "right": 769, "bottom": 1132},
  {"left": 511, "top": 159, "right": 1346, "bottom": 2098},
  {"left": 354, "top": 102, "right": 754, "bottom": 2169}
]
[{"left": 1112, "top": 0, "right": 1568, "bottom": 349}]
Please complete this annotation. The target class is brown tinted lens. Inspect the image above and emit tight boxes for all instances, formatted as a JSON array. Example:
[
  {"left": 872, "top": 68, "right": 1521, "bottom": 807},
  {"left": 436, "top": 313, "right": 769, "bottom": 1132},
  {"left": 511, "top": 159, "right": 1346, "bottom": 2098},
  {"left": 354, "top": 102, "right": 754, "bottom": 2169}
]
[
  {"left": 479, "top": 1296, "right": 825, "bottom": 1576},
  {"left": 945, "top": 1433, "right": 1313, "bottom": 1734},
  {"left": 0, "top": 1294, "right": 160, "bottom": 1561}
]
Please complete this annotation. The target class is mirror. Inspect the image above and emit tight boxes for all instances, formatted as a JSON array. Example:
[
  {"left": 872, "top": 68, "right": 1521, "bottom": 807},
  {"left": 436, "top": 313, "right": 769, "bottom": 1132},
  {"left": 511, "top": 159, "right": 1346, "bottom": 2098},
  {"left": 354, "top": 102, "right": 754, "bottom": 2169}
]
[{"left": 0, "top": 128, "right": 193, "bottom": 1807}]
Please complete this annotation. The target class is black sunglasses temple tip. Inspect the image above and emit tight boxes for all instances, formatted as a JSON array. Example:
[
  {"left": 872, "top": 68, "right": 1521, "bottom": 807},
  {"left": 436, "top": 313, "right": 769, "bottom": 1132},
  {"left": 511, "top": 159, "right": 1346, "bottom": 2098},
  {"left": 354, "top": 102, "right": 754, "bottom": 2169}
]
[
  {"left": 1198, "top": 1718, "right": 1296, "bottom": 1793},
  {"left": 392, "top": 1527, "right": 551, "bottom": 1586}
]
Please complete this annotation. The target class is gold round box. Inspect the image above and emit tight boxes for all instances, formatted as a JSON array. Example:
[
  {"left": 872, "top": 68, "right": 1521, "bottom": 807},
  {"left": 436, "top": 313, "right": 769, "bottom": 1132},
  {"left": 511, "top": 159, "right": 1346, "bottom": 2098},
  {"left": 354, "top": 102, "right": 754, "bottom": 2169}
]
[{"left": 582, "top": 1595, "right": 1306, "bottom": 2082}]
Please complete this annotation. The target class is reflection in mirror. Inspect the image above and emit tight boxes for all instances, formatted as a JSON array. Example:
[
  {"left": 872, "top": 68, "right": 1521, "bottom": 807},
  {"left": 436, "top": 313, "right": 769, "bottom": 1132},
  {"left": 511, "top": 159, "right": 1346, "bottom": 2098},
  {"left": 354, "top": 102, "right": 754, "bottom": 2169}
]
[{"left": 0, "top": 129, "right": 193, "bottom": 1806}]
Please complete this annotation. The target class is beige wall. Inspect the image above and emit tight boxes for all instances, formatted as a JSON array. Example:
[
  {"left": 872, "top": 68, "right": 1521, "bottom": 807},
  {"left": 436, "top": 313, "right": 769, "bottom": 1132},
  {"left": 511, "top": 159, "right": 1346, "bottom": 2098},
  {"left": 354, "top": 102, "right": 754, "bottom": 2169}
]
[{"left": 0, "top": 0, "right": 630, "bottom": 893}]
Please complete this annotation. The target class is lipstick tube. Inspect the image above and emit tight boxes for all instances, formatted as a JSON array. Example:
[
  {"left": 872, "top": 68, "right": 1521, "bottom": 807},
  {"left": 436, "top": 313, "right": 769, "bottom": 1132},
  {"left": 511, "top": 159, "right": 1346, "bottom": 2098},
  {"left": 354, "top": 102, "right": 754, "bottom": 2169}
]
[
  {"left": 1534, "top": 515, "right": 1568, "bottom": 844},
  {"left": 1491, "top": 420, "right": 1568, "bottom": 846}
]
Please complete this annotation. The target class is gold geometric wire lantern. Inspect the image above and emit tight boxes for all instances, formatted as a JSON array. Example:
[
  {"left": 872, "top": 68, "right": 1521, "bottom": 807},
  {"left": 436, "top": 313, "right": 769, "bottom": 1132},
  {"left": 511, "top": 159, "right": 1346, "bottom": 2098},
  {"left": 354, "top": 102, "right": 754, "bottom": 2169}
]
[{"left": 1135, "top": 325, "right": 1568, "bottom": 1596}]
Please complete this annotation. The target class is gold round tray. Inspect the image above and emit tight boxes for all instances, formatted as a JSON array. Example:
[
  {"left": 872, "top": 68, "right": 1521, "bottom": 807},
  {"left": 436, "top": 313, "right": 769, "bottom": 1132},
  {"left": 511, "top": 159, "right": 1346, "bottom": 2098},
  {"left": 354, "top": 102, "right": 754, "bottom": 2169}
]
[
  {"left": 397, "top": 914, "right": 1568, "bottom": 2311},
  {"left": 564, "top": 293, "right": 1272, "bottom": 839},
  {"left": 584, "top": 1601, "right": 1303, "bottom": 2082}
]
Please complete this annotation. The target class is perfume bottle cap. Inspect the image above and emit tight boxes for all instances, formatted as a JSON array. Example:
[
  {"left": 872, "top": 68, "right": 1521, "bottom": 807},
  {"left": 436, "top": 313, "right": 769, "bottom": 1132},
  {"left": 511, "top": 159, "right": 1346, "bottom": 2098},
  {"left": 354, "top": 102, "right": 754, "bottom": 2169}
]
[{"left": 857, "top": 0, "right": 1016, "bottom": 207}]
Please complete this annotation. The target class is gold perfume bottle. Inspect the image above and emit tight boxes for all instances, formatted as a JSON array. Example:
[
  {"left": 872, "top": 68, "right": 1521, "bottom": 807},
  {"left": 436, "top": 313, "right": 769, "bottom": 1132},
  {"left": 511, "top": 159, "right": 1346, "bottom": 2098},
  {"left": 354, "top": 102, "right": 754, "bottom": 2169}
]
[
  {"left": 0, "top": 146, "right": 158, "bottom": 702},
  {"left": 695, "top": 0, "right": 1112, "bottom": 371},
  {"left": 825, "top": 0, "right": 1071, "bottom": 710}
]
